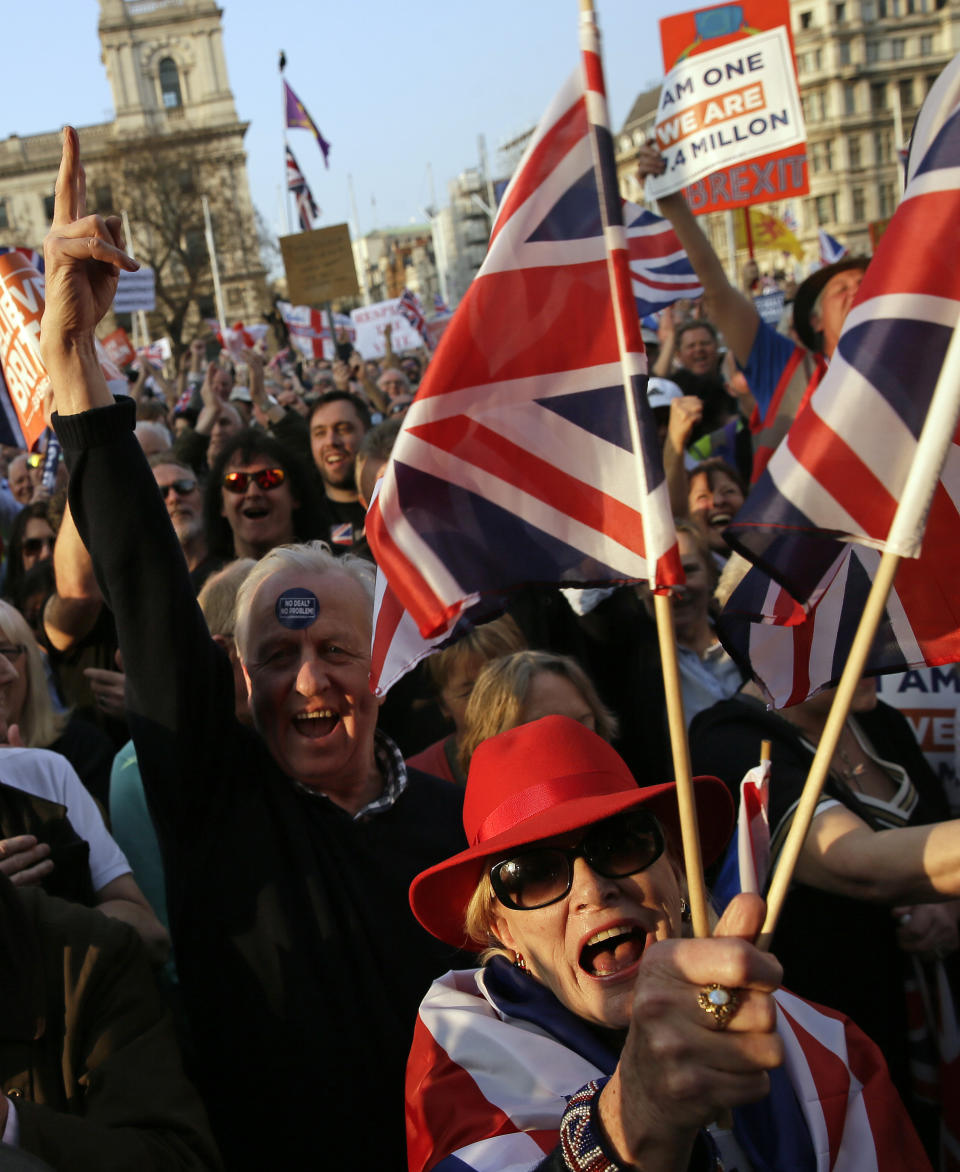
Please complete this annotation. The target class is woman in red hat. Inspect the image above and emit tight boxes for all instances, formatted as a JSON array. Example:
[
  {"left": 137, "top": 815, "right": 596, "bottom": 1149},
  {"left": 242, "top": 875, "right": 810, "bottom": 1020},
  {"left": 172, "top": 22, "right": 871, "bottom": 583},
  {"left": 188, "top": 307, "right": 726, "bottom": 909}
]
[{"left": 405, "top": 715, "right": 929, "bottom": 1172}]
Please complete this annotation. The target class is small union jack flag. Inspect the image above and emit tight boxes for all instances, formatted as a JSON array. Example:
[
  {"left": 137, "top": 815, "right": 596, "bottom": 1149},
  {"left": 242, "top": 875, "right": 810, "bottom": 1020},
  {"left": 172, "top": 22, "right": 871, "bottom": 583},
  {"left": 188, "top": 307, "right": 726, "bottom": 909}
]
[
  {"left": 397, "top": 288, "right": 428, "bottom": 345},
  {"left": 623, "top": 204, "right": 704, "bottom": 317},
  {"left": 285, "top": 145, "right": 319, "bottom": 231},
  {"left": 818, "top": 228, "right": 849, "bottom": 266}
]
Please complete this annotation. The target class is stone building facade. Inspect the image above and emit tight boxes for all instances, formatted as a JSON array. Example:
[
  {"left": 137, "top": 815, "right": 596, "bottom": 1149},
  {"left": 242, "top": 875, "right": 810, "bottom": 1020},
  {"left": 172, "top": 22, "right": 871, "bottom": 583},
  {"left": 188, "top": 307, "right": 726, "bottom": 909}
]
[
  {"left": 0, "top": 0, "right": 267, "bottom": 350},
  {"left": 614, "top": 0, "right": 960, "bottom": 273}
]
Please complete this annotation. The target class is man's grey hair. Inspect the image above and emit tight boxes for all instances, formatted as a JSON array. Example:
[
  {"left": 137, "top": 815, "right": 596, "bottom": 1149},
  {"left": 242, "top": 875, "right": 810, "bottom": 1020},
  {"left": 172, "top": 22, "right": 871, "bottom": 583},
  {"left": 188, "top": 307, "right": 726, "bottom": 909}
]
[
  {"left": 135, "top": 420, "right": 173, "bottom": 448},
  {"left": 234, "top": 541, "right": 376, "bottom": 662}
]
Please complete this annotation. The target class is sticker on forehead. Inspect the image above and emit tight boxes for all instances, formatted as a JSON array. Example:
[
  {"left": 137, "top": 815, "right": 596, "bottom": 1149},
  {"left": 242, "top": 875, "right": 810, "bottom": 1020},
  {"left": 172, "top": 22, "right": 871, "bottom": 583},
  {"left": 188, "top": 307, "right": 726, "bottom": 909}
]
[{"left": 275, "top": 587, "right": 319, "bottom": 629}]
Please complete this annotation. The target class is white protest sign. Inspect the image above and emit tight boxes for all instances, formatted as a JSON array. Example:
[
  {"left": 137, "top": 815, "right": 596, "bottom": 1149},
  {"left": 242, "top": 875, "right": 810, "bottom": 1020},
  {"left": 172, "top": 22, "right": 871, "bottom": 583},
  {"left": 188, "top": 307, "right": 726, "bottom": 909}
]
[
  {"left": 875, "top": 665, "right": 960, "bottom": 814},
  {"left": 646, "top": 27, "right": 805, "bottom": 201},
  {"left": 114, "top": 266, "right": 156, "bottom": 312},
  {"left": 351, "top": 299, "right": 423, "bottom": 358}
]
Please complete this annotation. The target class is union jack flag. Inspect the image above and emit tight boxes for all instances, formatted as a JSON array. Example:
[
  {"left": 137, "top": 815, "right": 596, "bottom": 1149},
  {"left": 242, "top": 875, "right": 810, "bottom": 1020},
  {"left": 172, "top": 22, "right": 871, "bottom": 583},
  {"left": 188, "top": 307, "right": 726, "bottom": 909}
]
[
  {"left": 407, "top": 965, "right": 931, "bottom": 1172},
  {"left": 722, "top": 53, "right": 960, "bottom": 700},
  {"left": 366, "top": 42, "right": 682, "bottom": 646},
  {"left": 432, "top": 292, "right": 449, "bottom": 315},
  {"left": 397, "top": 287, "right": 428, "bottom": 345},
  {"left": 624, "top": 204, "right": 704, "bottom": 317},
  {"left": 285, "top": 145, "right": 319, "bottom": 231},
  {"left": 818, "top": 228, "right": 849, "bottom": 265},
  {"left": 284, "top": 80, "right": 330, "bottom": 167}
]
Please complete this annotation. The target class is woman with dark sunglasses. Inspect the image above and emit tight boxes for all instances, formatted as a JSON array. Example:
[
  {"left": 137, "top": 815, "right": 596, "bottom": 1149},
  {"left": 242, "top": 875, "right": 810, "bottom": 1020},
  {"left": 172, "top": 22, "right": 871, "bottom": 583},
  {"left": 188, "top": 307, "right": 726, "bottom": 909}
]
[
  {"left": 202, "top": 429, "right": 327, "bottom": 562},
  {"left": 406, "top": 716, "right": 929, "bottom": 1172}
]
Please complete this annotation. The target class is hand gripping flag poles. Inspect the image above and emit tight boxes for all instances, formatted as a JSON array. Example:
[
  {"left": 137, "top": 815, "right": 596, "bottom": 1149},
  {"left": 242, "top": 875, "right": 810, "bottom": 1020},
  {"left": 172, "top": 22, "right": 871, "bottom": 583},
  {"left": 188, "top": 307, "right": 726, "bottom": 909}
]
[{"left": 720, "top": 52, "right": 960, "bottom": 949}]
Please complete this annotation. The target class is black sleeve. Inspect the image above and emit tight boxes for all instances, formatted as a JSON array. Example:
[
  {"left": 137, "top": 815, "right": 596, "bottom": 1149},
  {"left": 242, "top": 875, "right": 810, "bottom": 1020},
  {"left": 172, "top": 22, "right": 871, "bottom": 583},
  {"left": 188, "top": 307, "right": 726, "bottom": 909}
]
[{"left": 54, "top": 401, "right": 245, "bottom": 843}]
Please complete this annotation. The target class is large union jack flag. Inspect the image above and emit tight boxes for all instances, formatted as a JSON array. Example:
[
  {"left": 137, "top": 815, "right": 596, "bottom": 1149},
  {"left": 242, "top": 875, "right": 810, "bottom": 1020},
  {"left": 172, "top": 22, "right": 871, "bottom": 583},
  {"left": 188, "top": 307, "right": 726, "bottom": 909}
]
[
  {"left": 406, "top": 965, "right": 931, "bottom": 1172},
  {"left": 624, "top": 203, "right": 704, "bottom": 317},
  {"left": 366, "top": 43, "right": 682, "bottom": 645},
  {"left": 721, "top": 53, "right": 960, "bottom": 704}
]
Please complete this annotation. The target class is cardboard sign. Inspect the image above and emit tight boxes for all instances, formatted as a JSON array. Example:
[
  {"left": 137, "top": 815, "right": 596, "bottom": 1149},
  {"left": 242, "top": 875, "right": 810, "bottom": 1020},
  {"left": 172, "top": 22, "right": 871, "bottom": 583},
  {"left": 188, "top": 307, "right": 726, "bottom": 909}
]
[
  {"left": 654, "top": 1, "right": 808, "bottom": 214},
  {"left": 280, "top": 224, "right": 359, "bottom": 305},
  {"left": 351, "top": 299, "right": 424, "bottom": 358},
  {"left": 102, "top": 327, "right": 137, "bottom": 368},
  {"left": 0, "top": 252, "right": 50, "bottom": 449},
  {"left": 875, "top": 666, "right": 960, "bottom": 813}
]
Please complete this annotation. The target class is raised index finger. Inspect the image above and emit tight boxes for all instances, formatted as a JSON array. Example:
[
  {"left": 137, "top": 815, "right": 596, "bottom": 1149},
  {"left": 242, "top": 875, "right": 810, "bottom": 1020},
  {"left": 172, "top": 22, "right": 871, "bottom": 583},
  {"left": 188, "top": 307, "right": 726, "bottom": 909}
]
[{"left": 52, "top": 126, "right": 81, "bottom": 228}]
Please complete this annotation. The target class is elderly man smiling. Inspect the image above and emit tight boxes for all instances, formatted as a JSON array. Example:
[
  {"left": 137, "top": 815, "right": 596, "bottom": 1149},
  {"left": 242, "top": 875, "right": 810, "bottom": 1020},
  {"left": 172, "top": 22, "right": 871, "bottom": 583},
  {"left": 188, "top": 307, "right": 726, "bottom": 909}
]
[{"left": 42, "top": 127, "right": 465, "bottom": 1172}]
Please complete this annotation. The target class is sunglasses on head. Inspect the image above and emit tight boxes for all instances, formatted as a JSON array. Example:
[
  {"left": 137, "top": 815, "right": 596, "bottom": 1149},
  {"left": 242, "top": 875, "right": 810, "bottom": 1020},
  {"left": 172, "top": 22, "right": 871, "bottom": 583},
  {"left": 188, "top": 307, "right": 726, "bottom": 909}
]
[
  {"left": 489, "top": 809, "right": 666, "bottom": 911},
  {"left": 159, "top": 478, "right": 197, "bottom": 500},
  {"left": 222, "top": 467, "right": 286, "bottom": 494}
]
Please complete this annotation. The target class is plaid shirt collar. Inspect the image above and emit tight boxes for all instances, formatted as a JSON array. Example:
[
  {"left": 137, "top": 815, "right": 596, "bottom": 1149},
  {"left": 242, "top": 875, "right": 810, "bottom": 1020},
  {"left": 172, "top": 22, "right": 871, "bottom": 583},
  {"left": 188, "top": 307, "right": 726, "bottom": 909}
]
[{"left": 294, "top": 729, "right": 408, "bottom": 819}]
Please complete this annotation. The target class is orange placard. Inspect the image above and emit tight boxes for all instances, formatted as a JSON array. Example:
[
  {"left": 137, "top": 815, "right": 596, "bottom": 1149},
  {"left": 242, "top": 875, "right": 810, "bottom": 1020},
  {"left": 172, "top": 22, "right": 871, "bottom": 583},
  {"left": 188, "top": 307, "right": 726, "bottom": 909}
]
[
  {"left": 0, "top": 253, "right": 49, "bottom": 449},
  {"left": 102, "top": 327, "right": 137, "bottom": 369},
  {"left": 658, "top": 0, "right": 808, "bottom": 214}
]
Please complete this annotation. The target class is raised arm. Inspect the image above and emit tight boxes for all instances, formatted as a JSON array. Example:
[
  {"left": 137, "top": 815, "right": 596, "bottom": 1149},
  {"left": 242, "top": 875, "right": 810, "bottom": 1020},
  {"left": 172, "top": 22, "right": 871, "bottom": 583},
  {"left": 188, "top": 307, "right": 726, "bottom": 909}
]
[{"left": 636, "top": 145, "right": 759, "bottom": 367}]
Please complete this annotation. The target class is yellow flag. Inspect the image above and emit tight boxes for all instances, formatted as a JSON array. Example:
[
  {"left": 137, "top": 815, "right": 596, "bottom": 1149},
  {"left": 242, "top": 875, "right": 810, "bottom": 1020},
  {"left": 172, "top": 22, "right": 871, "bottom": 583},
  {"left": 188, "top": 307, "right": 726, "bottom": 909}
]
[{"left": 734, "top": 207, "right": 804, "bottom": 259}]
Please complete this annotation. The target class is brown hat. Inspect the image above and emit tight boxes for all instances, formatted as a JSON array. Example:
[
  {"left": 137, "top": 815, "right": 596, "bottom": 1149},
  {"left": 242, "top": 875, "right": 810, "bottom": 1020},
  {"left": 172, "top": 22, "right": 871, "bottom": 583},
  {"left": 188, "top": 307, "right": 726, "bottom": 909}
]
[
  {"left": 792, "top": 256, "right": 870, "bottom": 351},
  {"left": 408, "top": 715, "right": 734, "bottom": 950}
]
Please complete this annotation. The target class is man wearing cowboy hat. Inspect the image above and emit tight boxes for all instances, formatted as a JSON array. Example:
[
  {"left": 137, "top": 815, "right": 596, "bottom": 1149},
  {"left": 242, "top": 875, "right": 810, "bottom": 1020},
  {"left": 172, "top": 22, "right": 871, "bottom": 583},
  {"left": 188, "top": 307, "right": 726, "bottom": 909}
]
[{"left": 635, "top": 145, "right": 869, "bottom": 479}]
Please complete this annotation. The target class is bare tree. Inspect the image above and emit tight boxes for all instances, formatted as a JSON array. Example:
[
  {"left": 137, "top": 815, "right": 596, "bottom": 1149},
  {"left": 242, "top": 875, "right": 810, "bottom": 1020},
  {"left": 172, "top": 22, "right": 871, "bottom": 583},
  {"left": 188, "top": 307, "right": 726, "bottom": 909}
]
[{"left": 98, "top": 137, "right": 266, "bottom": 357}]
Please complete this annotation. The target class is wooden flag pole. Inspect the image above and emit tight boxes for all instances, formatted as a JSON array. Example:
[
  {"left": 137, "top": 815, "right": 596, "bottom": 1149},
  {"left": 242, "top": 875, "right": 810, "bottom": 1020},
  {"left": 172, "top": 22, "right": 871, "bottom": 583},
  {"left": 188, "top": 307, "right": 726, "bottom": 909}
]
[
  {"left": 578, "top": 0, "right": 711, "bottom": 937},
  {"left": 653, "top": 592, "right": 711, "bottom": 937},
  {"left": 758, "top": 309, "right": 960, "bottom": 950},
  {"left": 756, "top": 546, "right": 899, "bottom": 950}
]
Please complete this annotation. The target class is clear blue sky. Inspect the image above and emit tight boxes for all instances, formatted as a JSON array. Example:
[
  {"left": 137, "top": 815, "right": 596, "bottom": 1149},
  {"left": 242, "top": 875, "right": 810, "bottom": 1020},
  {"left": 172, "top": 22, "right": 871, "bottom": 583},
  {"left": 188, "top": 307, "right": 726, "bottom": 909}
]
[{"left": 0, "top": 0, "right": 694, "bottom": 244}]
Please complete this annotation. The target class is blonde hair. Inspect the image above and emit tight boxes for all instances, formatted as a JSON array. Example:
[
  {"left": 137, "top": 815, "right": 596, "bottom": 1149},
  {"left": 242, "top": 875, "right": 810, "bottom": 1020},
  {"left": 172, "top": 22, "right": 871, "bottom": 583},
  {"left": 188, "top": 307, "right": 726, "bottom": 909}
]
[
  {"left": 198, "top": 558, "right": 256, "bottom": 639},
  {"left": 0, "top": 601, "right": 67, "bottom": 747},
  {"left": 459, "top": 650, "right": 617, "bottom": 773},
  {"left": 464, "top": 870, "right": 513, "bottom": 964},
  {"left": 427, "top": 614, "right": 527, "bottom": 692}
]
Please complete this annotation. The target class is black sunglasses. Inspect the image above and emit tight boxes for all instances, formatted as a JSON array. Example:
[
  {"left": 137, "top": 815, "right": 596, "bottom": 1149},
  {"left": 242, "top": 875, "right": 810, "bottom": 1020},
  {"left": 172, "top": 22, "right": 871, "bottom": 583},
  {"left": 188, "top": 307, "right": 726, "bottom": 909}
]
[
  {"left": 222, "top": 467, "right": 286, "bottom": 494},
  {"left": 490, "top": 809, "right": 666, "bottom": 911},
  {"left": 22, "top": 536, "right": 54, "bottom": 557},
  {"left": 159, "top": 478, "right": 197, "bottom": 500}
]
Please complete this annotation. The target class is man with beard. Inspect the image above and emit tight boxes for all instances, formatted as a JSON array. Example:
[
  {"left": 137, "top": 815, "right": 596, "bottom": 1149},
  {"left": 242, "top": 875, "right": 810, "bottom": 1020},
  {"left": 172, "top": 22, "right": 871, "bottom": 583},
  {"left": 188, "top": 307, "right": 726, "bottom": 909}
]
[
  {"left": 307, "top": 391, "right": 371, "bottom": 555},
  {"left": 148, "top": 452, "right": 219, "bottom": 592}
]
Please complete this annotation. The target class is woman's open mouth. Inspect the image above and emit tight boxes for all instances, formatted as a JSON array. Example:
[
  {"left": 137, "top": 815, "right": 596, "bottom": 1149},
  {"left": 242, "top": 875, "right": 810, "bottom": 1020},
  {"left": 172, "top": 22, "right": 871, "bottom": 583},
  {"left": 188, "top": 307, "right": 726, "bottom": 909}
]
[{"left": 579, "top": 925, "right": 645, "bottom": 977}]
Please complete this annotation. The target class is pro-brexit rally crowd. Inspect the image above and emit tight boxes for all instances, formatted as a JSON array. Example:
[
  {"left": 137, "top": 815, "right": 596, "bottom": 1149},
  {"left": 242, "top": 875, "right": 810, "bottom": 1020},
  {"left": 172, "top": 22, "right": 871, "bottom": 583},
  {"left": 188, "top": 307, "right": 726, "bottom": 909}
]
[{"left": 0, "top": 121, "right": 956, "bottom": 1172}]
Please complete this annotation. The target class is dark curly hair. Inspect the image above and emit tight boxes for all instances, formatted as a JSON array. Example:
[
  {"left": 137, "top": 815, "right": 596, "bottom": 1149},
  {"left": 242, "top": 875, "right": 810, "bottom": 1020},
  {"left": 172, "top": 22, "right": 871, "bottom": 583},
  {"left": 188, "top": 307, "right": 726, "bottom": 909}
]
[{"left": 203, "top": 429, "right": 328, "bottom": 561}]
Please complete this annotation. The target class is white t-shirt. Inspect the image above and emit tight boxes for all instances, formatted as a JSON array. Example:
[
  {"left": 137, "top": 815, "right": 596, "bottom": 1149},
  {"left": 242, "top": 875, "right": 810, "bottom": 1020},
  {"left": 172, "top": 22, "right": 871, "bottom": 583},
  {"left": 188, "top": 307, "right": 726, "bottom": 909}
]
[{"left": 0, "top": 746, "right": 130, "bottom": 891}]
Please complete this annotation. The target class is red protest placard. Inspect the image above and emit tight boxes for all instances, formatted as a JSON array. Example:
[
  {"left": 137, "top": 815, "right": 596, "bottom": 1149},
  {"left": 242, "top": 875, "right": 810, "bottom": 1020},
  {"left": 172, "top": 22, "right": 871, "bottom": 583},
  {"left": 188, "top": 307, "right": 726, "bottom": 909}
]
[
  {"left": 0, "top": 252, "right": 49, "bottom": 449},
  {"left": 102, "top": 327, "right": 137, "bottom": 369},
  {"left": 657, "top": 0, "right": 808, "bottom": 215}
]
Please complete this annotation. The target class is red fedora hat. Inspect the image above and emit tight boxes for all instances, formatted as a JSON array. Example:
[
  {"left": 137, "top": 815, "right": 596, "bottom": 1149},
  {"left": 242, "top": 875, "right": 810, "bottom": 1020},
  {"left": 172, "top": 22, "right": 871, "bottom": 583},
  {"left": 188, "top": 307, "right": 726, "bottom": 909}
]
[{"left": 409, "top": 715, "right": 734, "bottom": 950}]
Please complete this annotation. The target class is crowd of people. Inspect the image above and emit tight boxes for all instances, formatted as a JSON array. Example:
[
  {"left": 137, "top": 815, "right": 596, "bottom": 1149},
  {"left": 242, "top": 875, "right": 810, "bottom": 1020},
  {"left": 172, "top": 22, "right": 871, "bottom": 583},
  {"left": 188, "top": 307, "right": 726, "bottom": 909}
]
[{"left": 0, "top": 125, "right": 955, "bottom": 1172}]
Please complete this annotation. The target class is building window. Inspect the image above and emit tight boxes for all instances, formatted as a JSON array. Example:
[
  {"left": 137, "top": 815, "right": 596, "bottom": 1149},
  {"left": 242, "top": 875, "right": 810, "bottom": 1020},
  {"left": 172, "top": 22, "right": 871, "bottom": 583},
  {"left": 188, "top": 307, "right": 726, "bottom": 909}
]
[
  {"left": 844, "top": 82, "right": 857, "bottom": 114},
  {"left": 801, "top": 94, "right": 812, "bottom": 122},
  {"left": 862, "top": 0, "right": 876, "bottom": 18},
  {"left": 814, "top": 48, "right": 823, "bottom": 70},
  {"left": 898, "top": 78, "right": 913, "bottom": 110},
  {"left": 816, "top": 193, "right": 838, "bottom": 225},
  {"left": 0, "top": 200, "right": 8, "bottom": 230},
  {"left": 874, "top": 129, "right": 893, "bottom": 163},
  {"left": 824, "top": 139, "right": 834, "bottom": 169},
  {"left": 891, "top": 38, "right": 905, "bottom": 59},
  {"left": 178, "top": 169, "right": 195, "bottom": 194},
  {"left": 870, "top": 81, "right": 887, "bottom": 111},
  {"left": 849, "top": 134, "right": 862, "bottom": 167},
  {"left": 852, "top": 187, "right": 866, "bottom": 221},
  {"left": 818, "top": 89, "right": 829, "bottom": 119},
  {"left": 800, "top": 9, "right": 813, "bottom": 27},
  {"left": 43, "top": 194, "right": 56, "bottom": 222},
  {"left": 878, "top": 182, "right": 896, "bottom": 216},
  {"left": 835, "top": 1, "right": 847, "bottom": 18},
  {"left": 159, "top": 57, "right": 183, "bottom": 110},
  {"left": 839, "top": 40, "right": 851, "bottom": 65},
  {"left": 920, "top": 34, "right": 934, "bottom": 54},
  {"left": 184, "top": 229, "right": 205, "bottom": 263}
]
